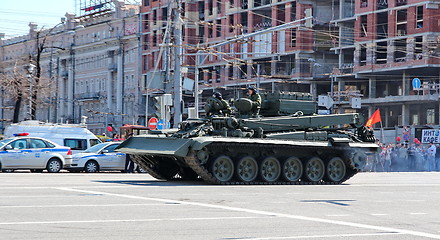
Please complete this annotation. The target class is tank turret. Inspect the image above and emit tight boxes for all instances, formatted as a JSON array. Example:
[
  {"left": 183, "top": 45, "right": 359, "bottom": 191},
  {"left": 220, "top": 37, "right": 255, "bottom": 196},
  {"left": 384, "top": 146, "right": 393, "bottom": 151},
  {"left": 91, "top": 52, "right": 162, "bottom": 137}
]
[{"left": 117, "top": 92, "right": 378, "bottom": 184}]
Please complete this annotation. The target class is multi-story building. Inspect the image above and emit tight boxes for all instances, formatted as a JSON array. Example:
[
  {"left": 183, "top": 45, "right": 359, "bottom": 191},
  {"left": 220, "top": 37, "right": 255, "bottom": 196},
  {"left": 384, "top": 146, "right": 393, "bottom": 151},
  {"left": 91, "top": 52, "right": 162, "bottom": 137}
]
[
  {"left": 141, "top": 0, "right": 326, "bottom": 119},
  {"left": 0, "top": 0, "right": 142, "bottom": 134},
  {"left": 332, "top": 0, "right": 440, "bottom": 127},
  {"left": 141, "top": 0, "right": 440, "bottom": 129}
]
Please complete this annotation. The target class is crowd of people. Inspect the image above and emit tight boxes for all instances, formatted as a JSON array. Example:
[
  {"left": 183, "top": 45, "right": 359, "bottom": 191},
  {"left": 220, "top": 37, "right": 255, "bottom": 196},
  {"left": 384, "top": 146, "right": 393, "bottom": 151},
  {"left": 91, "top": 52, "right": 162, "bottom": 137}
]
[{"left": 365, "top": 141, "right": 440, "bottom": 172}]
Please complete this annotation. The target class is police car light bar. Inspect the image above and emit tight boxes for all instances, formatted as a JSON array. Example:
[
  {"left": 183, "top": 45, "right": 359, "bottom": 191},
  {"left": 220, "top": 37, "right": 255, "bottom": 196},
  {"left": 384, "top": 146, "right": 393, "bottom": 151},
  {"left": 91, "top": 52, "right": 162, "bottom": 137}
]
[{"left": 13, "top": 133, "right": 29, "bottom": 136}]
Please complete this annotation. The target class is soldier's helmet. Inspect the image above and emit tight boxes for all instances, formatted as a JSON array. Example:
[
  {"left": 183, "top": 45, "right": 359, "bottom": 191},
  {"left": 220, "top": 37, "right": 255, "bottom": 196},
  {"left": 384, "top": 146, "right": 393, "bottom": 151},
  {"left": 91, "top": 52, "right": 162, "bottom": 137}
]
[
  {"left": 213, "top": 92, "right": 222, "bottom": 99},
  {"left": 247, "top": 85, "right": 257, "bottom": 93}
]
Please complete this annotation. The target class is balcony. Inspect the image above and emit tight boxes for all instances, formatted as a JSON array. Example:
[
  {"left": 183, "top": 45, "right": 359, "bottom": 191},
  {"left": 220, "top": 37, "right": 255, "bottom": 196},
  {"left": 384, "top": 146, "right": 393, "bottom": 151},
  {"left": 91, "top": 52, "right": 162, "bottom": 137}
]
[{"left": 76, "top": 92, "right": 101, "bottom": 100}]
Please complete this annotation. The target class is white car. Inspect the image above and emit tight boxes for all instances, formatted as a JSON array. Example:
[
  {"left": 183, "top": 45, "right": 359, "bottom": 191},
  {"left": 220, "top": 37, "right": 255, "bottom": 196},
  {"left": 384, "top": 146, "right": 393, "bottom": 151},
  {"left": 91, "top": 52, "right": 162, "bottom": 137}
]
[
  {"left": 0, "top": 136, "right": 72, "bottom": 173},
  {"left": 67, "top": 142, "right": 127, "bottom": 173}
]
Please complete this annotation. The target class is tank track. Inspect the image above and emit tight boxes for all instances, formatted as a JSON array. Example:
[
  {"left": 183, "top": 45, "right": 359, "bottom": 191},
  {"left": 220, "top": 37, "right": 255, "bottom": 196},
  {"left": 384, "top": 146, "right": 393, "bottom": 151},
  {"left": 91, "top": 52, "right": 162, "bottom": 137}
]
[
  {"left": 183, "top": 142, "right": 358, "bottom": 185},
  {"left": 131, "top": 143, "right": 358, "bottom": 185},
  {"left": 130, "top": 155, "right": 170, "bottom": 180}
]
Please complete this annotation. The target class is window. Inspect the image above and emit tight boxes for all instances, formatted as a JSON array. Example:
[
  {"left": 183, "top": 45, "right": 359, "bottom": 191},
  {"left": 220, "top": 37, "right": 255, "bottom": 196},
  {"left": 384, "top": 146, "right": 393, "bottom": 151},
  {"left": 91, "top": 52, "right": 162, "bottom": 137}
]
[
  {"left": 396, "top": 0, "right": 407, "bottom": 7},
  {"left": 291, "top": 2, "right": 297, "bottom": 21},
  {"left": 103, "top": 144, "right": 118, "bottom": 153},
  {"left": 8, "top": 139, "right": 28, "bottom": 149},
  {"left": 427, "top": 109, "right": 435, "bottom": 124},
  {"left": 229, "top": 15, "right": 234, "bottom": 33},
  {"left": 360, "top": 46, "right": 367, "bottom": 66},
  {"left": 361, "top": 0, "right": 368, "bottom": 8},
  {"left": 416, "top": 6, "right": 423, "bottom": 29},
  {"left": 30, "top": 139, "right": 49, "bottom": 148},
  {"left": 208, "top": 0, "right": 213, "bottom": 15},
  {"left": 412, "top": 114, "right": 419, "bottom": 125},
  {"left": 291, "top": 29, "right": 297, "bottom": 47},
  {"left": 394, "top": 39, "right": 407, "bottom": 62},
  {"left": 376, "top": 41, "right": 387, "bottom": 64},
  {"left": 360, "top": 15, "right": 368, "bottom": 37},
  {"left": 414, "top": 36, "right": 423, "bottom": 60},
  {"left": 64, "top": 139, "right": 87, "bottom": 151},
  {"left": 396, "top": 9, "right": 407, "bottom": 36},
  {"left": 216, "top": 20, "right": 221, "bottom": 37}
]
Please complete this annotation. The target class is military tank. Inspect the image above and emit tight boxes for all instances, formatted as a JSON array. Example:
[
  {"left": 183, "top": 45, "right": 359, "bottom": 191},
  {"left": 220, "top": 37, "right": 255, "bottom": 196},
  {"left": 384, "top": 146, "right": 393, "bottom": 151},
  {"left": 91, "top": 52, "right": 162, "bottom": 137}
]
[{"left": 117, "top": 92, "right": 378, "bottom": 185}]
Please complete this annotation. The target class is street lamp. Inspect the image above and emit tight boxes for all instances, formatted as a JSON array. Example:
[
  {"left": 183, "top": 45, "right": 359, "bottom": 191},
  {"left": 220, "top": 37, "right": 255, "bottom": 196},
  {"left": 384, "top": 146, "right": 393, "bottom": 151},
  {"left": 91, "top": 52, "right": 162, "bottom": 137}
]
[{"left": 26, "top": 63, "right": 36, "bottom": 119}]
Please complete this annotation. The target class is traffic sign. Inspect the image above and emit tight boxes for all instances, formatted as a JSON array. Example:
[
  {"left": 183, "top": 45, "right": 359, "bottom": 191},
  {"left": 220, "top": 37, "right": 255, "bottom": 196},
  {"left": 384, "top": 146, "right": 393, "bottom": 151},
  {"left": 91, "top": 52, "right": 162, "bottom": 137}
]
[
  {"left": 412, "top": 78, "right": 421, "bottom": 89},
  {"left": 148, "top": 117, "right": 158, "bottom": 130},
  {"left": 157, "top": 119, "right": 170, "bottom": 130}
]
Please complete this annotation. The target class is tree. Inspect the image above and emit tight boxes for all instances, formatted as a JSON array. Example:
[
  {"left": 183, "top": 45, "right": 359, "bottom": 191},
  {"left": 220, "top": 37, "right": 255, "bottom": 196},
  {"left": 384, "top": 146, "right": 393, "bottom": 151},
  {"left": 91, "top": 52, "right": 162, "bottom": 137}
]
[
  {"left": 0, "top": 59, "right": 29, "bottom": 123},
  {"left": 28, "top": 27, "right": 65, "bottom": 120}
]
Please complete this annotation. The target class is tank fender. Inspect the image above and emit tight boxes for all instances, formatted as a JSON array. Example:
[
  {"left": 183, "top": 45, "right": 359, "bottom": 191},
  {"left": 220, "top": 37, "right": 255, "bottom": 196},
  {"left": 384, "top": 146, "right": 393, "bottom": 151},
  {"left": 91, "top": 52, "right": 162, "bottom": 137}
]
[
  {"left": 116, "top": 136, "right": 193, "bottom": 158},
  {"left": 329, "top": 137, "right": 350, "bottom": 146},
  {"left": 190, "top": 139, "right": 215, "bottom": 151}
]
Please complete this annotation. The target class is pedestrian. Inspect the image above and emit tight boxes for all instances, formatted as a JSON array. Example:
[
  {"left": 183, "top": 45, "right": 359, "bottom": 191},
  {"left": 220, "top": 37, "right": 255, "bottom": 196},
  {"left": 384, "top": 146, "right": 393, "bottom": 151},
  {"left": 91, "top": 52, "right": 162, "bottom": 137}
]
[
  {"left": 398, "top": 143, "right": 408, "bottom": 171},
  {"left": 426, "top": 142, "right": 436, "bottom": 171},
  {"left": 407, "top": 143, "right": 416, "bottom": 171},
  {"left": 125, "top": 154, "right": 135, "bottom": 173}
]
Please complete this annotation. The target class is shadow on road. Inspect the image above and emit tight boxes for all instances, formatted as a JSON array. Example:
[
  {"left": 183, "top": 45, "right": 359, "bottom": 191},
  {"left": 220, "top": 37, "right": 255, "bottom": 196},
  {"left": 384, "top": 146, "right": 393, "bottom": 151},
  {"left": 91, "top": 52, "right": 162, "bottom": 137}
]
[
  {"left": 94, "top": 179, "right": 212, "bottom": 187},
  {"left": 300, "top": 199, "right": 355, "bottom": 206}
]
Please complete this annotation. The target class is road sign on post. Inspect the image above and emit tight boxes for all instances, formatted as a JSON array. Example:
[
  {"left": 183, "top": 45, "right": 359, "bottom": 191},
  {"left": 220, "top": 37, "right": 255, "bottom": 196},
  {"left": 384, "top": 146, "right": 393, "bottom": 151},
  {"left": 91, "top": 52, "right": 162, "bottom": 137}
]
[
  {"left": 148, "top": 117, "right": 158, "bottom": 130},
  {"left": 412, "top": 78, "right": 421, "bottom": 89}
]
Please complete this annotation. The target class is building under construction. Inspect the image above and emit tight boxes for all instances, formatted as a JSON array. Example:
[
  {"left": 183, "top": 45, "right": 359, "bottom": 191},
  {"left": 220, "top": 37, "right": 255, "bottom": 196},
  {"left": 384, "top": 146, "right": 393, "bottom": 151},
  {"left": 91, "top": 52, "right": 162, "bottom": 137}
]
[{"left": 141, "top": 0, "right": 440, "bottom": 128}]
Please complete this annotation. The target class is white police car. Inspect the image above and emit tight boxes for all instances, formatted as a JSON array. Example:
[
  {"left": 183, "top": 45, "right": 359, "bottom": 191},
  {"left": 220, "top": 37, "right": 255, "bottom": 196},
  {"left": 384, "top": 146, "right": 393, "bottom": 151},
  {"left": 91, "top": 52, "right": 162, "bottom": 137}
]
[
  {"left": 0, "top": 134, "right": 72, "bottom": 173},
  {"left": 67, "top": 142, "right": 127, "bottom": 173}
]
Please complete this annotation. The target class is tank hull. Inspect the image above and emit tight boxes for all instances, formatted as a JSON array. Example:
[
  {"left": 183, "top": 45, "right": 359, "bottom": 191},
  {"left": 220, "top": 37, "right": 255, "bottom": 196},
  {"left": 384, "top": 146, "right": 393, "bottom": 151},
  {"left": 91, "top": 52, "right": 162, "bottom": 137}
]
[{"left": 119, "top": 135, "right": 378, "bottom": 184}]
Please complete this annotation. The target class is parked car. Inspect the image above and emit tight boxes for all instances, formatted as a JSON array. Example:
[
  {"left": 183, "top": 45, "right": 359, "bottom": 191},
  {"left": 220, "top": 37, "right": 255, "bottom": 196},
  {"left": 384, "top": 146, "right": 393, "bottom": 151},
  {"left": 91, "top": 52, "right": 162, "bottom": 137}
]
[
  {"left": 4, "top": 121, "right": 101, "bottom": 154},
  {"left": 0, "top": 135, "right": 72, "bottom": 173},
  {"left": 67, "top": 142, "right": 145, "bottom": 173}
]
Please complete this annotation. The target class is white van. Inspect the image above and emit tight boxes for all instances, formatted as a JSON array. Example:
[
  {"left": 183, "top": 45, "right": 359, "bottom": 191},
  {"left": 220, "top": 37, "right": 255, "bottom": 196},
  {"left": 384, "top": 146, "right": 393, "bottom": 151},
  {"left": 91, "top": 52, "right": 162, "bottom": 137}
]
[{"left": 4, "top": 121, "right": 101, "bottom": 153}]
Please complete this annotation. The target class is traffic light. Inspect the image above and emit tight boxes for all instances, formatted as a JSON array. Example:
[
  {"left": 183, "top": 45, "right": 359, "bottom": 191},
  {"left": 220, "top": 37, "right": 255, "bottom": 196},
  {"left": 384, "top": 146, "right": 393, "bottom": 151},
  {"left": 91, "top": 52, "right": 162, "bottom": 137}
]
[{"left": 152, "top": 96, "right": 162, "bottom": 119}]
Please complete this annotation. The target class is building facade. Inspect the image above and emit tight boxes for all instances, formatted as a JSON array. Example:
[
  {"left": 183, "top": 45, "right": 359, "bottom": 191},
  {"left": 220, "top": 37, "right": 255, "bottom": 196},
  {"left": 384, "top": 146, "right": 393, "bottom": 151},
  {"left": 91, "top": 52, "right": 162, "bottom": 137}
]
[
  {"left": 0, "top": 0, "right": 142, "bottom": 134},
  {"left": 333, "top": 0, "right": 440, "bottom": 127},
  {"left": 141, "top": 0, "right": 440, "bottom": 128}
]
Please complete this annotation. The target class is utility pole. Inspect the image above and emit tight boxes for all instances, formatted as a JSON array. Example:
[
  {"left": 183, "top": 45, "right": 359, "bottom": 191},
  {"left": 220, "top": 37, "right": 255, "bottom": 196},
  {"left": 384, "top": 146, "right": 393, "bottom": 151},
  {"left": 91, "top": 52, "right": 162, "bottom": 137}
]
[
  {"left": 194, "top": 51, "right": 199, "bottom": 118},
  {"left": 173, "top": 0, "right": 183, "bottom": 127}
]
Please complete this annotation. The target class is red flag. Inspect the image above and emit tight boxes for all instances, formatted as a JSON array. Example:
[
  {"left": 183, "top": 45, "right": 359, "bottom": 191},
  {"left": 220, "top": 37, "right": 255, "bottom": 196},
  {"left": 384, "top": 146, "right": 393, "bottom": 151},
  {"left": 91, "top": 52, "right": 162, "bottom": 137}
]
[{"left": 365, "top": 109, "right": 381, "bottom": 127}]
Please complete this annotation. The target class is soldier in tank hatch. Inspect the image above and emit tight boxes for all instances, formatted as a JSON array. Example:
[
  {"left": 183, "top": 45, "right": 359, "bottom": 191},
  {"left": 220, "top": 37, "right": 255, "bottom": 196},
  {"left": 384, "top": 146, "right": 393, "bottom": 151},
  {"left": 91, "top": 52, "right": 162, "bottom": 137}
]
[
  {"left": 247, "top": 85, "right": 261, "bottom": 116},
  {"left": 205, "top": 92, "right": 232, "bottom": 117}
]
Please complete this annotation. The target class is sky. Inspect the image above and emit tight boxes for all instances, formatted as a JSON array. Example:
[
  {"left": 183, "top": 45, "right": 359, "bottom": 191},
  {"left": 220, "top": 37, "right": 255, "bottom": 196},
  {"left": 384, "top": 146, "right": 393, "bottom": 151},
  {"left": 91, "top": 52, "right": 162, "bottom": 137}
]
[{"left": 0, "top": 0, "right": 76, "bottom": 39}]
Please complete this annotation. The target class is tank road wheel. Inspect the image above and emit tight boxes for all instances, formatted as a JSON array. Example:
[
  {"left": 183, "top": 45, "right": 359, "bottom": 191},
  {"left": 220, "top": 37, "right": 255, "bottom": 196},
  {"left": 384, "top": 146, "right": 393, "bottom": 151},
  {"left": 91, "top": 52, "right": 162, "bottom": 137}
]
[
  {"left": 325, "top": 157, "right": 346, "bottom": 182},
  {"left": 260, "top": 157, "right": 281, "bottom": 182},
  {"left": 350, "top": 150, "right": 368, "bottom": 170},
  {"left": 303, "top": 157, "right": 325, "bottom": 182},
  {"left": 210, "top": 155, "right": 234, "bottom": 182},
  {"left": 236, "top": 156, "right": 258, "bottom": 182},
  {"left": 282, "top": 157, "right": 303, "bottom": 182}
]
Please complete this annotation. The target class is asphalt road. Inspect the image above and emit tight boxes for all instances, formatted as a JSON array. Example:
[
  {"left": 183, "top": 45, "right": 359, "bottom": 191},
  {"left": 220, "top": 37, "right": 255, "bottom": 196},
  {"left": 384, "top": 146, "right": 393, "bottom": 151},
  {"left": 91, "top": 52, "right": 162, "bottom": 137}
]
[{"left": 0, "top": 172, "right": 439, "bottom": 240}]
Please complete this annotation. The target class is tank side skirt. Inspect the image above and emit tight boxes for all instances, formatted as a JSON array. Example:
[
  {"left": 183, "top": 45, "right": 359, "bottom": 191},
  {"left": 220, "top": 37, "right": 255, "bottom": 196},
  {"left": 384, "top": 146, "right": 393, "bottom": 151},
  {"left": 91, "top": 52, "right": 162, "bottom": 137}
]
[{"left": 184, "top": 142, "right": 358, "bottom": 185}]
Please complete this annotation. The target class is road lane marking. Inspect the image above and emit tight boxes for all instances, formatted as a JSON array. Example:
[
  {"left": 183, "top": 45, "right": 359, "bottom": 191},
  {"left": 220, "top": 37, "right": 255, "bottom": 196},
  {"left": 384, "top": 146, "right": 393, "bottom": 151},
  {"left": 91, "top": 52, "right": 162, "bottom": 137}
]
[
  {"left": 243, "top": 232, "right": 406, "bottom": 239},
  {"left": 54, "top": 187, "right": 440, "bottom": 239},
  {"left": 370, "top": 214, "right": 388, "bottom": 216},
  {"left": 0, "top": 203, "right": 169, "bottom": 208},
  {"left": 325, "top": 214, "right": 350, "bottom": 217},
  {"left": 0, "top": 216, "right": 260, "bottom": 225},
  {"left": 409, "top": 213, "right": 427, "bottom": 215}
]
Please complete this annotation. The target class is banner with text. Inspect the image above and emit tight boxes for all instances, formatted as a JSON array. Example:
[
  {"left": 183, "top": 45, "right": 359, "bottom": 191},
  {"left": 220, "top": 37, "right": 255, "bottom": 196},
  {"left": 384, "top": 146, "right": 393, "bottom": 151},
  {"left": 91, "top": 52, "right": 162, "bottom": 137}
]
[{"left": 421, "top": 129, "right": 440, "bottom": 143}]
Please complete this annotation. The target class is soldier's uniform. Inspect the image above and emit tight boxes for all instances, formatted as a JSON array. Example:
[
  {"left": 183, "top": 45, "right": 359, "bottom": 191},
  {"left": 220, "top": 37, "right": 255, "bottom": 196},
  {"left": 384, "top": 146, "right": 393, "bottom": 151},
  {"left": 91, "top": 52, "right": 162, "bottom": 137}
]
[
  {"left": 206, "top": 92, "right": 232, "bottom": 116},
  {"left": 247, "top": 87, "right": 261, "bottom": 115}
]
